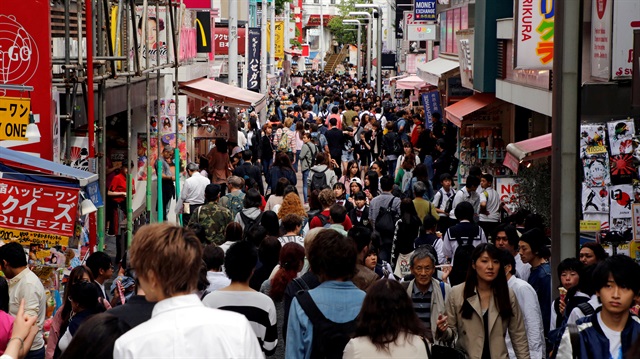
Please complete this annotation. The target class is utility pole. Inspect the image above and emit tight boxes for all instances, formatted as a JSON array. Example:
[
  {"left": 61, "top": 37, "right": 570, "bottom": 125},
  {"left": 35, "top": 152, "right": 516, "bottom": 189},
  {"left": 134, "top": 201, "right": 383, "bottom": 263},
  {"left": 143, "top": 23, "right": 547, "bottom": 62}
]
[
  {"left": 270, "top": 0, "right": 276, "bottom": 74},
  {"left": 343, "top": 20, "right": 362, "bottom": 80},
  {"left": 349, "top": 11, "right": 372, "bottom": 84},
  {"left": 229, "top": 0, "right": 238, "bottom": 86},
  {"left": 260, "top": 0, "right": 268, "bottom": 124},
  {"left": 320, "top": 1, "right": 324, "bottom": 71}
]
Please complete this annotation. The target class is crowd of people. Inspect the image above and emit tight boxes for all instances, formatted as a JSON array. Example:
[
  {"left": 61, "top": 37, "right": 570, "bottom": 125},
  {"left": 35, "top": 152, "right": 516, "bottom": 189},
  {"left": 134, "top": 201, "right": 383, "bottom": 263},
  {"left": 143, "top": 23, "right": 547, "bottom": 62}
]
[{"left": 2, "top": 71, "right": 640, "bottom": 359}]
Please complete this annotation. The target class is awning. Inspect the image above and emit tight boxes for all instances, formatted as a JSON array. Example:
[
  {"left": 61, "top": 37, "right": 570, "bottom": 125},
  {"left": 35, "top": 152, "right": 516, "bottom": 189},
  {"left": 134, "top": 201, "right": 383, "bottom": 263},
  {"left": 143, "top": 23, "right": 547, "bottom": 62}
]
[
  {"left": 179, "top": 78, "right": 267, "bottom": 112},
  {"left": 417, "top": 57, "right": 460, "bottom": 86},
  {"left": 0, "top": 147, "right": 98, "bottom": 186},
  {"left": 444, "top": 93, "right": 497, "bottom": 127},
  {"left": 503, "top": 133, "right": 553, "bottom": 174},
  {"left": 306, "top": 14, "right": 334, "bottom": 27},
  {"left": 396, "top": 75, "right": 427, "bottom": 90},
  {"left": 284, "top": 49, "right": 303, "bottom": 56}
]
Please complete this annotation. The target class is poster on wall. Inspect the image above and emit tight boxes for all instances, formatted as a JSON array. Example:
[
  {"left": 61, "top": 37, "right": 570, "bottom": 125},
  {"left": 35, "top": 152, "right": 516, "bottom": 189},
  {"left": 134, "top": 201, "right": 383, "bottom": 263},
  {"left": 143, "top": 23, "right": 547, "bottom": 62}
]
[
  {"left": 580, "top": 123, "right": 607, "bottom": 157},
  {"left": 591, "top": 0, "right": 613, "bottom": 79},
  {"left": 68, "top": 136, "right": 90, "bottom": 171},
  {"left": 137, "top": 133, "right": 187, "bottom": 181},
  {"left": 514, "top": 0, "right": 555, "bottom": 69},
  {"left": 633, "top": 204, "right": 640, "bottom": 241},
  {"left": 130, "top": 6, "right": 175, "bottom": 71},
  {"left": 609, "top": 154, "right": 637, "bottom": 184},
  {"left": 584, "top": 213, "right": 610, "bottom": 231},
  {"left": 609, "top": 184, "right": 634, "bottom": 220},
  {"left": 607, "top": 119, "right": 635, "bottom": 155},
  {"left": 421, "top": 90, "right": 442, "bottom": 130},
  {"left": 496, "top": 177, "right": 519, "bottom": 214},
  {"left": 583, "top": 156, "right": 611, "bottom": 187},
  {"left": 611, "top": 0, "right": 640, "bottom": 79},
  {"left": 582, "top": 184, "right": 609, "bottom": 214}
]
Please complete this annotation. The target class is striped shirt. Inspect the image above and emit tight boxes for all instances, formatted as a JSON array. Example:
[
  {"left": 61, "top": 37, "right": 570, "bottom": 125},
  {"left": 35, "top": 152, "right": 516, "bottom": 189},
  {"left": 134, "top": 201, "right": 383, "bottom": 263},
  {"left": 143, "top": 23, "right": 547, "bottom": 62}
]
[
  {"left": 411, "top": 284, "right": 433, "bottom": 341},
  {"left": 278, "top": 235, "right": 305, "bottom": 247},
  {"left": 202, "top": 290, "right": 278, "bottom": 355}
]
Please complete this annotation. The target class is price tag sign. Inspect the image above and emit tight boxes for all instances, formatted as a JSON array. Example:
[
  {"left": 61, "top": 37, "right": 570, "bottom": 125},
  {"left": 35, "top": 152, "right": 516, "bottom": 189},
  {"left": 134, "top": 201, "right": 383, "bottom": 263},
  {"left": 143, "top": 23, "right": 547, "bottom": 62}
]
[{"left": 0, "top": 97, "right": 31, "bottom": 141}]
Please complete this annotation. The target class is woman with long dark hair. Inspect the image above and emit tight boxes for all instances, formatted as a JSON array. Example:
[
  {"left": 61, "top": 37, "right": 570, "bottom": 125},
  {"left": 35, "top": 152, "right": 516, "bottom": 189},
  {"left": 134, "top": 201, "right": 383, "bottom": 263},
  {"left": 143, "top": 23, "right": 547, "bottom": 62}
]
[
  {"left": 391, "top": 198, "right": 422, "bottom": 275},
  {"left": 435, "top": 243, "right": 530, "bottom": 359},
  {"left": 57, "top": 282, "right": 107, "bottom": 354},
  {"left": 338, "top": 160, "right": 360, "bottom": 196},
  {"left": 293, "top": 120, "right": 305, "bottom": 172},
  {"left": 364, "top": 171, "right": 379, "bottom": 203},
  {"left": 343, "top": 279, "right": 428, "bottom": 358},
  {"left": 269, "top": 152, "right": 297, "bottom": 191},
  {"left": 260, "top": 123, "right": 275, "bottom": 191}
]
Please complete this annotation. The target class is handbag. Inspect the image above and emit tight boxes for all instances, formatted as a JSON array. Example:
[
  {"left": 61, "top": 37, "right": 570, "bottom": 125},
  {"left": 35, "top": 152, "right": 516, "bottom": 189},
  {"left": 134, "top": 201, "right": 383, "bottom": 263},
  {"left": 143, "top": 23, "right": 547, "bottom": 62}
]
[{"left": 430, "top": 344, "right": 467, "bottom": 359}]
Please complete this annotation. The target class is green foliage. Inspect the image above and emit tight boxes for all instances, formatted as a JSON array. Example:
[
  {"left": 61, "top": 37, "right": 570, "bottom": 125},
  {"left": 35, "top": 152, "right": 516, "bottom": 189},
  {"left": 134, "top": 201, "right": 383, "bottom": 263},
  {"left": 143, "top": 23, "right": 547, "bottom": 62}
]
[
  {"left": 514, "top": 159, "right": 551, "bottom": 228},
  {"left": 275, "top": 0, "right": 286, "bottom": 15},
  {"left": 327, "top": 0, "right": 366, "bottom": 46}
]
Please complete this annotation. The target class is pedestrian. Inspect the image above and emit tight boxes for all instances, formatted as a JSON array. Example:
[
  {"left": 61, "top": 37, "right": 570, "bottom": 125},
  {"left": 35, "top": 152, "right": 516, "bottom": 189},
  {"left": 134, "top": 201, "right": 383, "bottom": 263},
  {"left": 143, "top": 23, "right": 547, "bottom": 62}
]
[
  {"left": 433, "top": 173, "right": 456, "bottom": 232},
  {"left": 307, "top": 152, "right": 337, "bottom": 192},
  {"left": 435, "top": 243, "right": 531, "bottom": 359},
  {"left": 157, "top": 145, "right": 176, "bottom": 219},
  {"left": 382, "top": 122, "right": 402, "bottom": 175},
  {"left": 218, "top": 176, "right": 245, "bottom": 219},
  {"left": 187, "top": 183, "right": 233, "bottom": 245},
  {"left": 550, "top": 258, "right": 588, "bottom": 333},
  {"left": 58, "top": 313, "right": 130, "bottom": 359},
  {"left": 113, "top": 224, "right": 263, "bottom": 358},
  {"left": 201, "top": 245, "right": 230, "bottom": 292},
  {"left": 578, "top": 242, "right": 608, "bottom": 266},
  {"left": 299, "top": 132, "right": 318, "bottom": 203},
  {"left": 493, "top": 223, "right": 531, "bottom": 281},
  {"left": 478, "top": 174, "right": 500, "bottom": 239},
  {"left": 342, "top": 127, "right": 356, "bottom": 174},
  {"left": 344, "top": 279, "right": 429, "bottom": 359},
  {"left": 324, "top": 117, "right": 345, "bottom": 177},
  {"left": 85, "top": 251, "right": 114, "bottom": 303},
  {"left": 349, "top": 226, "right": 379, "bottom": 291},
  {"left": 293, "top": 120, "right": 305, "bottom": 172},
  {"left": 176, "top": 162, "right": 210, "bottom": 225},
  {"left": 273, "top": 118, "right": 297, "bottom": 165},
  {"left": 278, "top": 214, "right": 305, "bottom": 247},
  {"left": 333, "top": 182, "right": 354, "bottom": 212},
  {"left": 432, "top": 139, "right": 457, "bottom": 186},
  {"left": 233, "top": 150, "right": 264, "bottom": 195},
  {"left": 339, "top": 160, "right": 360, "bottom": 196},
  {"left": 450, "top": 176, "right": 481, "bottom": 220},
  {"left": 250, "top": 236, "right": 282, "bottom": 291},
  {"left": 369, "top": 176, "right": 401, "bottom": 263},
  {"left": 392, "top": 198, "right": 422, "bottom": 275},
  {"left": 395, "top": 141, "right": 421, "bottom": 192},
  {"left": 260, "top": 124, "right": 275, "bottom": 190},
  {"left": 363, "top": 170, "right": 379, "bottom": 202},
  {"left": 269, "top": 152, "right": 297, "bottom": 191},
  {"left": 310, "top": 189, "right": 353, "bottom": 230},
  {"left": 203, "top": 241, "right": 278, "bottom": 356},
  {"left": 57, "top": 282, "right": 106, "bottom": 354},
  {"left": 519, "top": 228, "right": 552, "bottom": 336},
  {"left": 207, "top": 139, "right": 231, "bottom": 195},
  {"left": 412, "top": 181, "right": 439, "bottom": 225}
]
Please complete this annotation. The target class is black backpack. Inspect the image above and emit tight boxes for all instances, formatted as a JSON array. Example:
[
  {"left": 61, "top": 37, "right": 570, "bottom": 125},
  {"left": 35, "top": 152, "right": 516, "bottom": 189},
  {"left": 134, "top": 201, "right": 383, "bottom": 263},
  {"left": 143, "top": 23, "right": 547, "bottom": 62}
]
[
  {"left": 448, "top": 225, "right": 482, "bottom": 285},
  {"left": 375, "top": 197, "right": 400, "bottom": 245},
  {"left": 310, "top": 168, "right": 329, "bottom": 192},
  {"left": 313, "top": 213, "right": 331, "bottom": 228},
  {"left": 304, "top": 143, "right": 318, "bottom": 168},
  {"left": 295, "top": 290, "right": 356, "bottom": 359},
  {"left": 240, "top": 212, "right": 264, "bottom": 240}
]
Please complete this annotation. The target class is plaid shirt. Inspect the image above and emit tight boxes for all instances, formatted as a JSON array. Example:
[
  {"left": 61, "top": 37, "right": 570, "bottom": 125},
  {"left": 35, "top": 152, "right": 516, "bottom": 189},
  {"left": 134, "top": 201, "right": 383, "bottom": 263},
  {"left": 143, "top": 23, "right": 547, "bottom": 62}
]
[{"left": 272, "top": 128, "right": 296, "bottom": 152}]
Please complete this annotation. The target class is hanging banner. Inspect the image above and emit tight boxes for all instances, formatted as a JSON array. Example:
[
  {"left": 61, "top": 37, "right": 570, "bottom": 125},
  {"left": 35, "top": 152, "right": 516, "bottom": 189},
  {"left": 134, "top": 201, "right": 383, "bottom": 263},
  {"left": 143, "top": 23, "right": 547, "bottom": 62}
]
[
  {"left": 131, "top": 6, "right": 177, "bottom": 71},
  {"left": 611, "top": 0, "right": 640, "bottom": 79},
  {"left": 247, "top": 27, "right": 261, "bottom": 92},
  {"left": 414, "top": 0, "right": 437, "bottom": 21},
  {"left": 0, "top": 178, "right": 79, "bottom": 237},
  {"left": 0, "top": 97, "right": 31, "bottom": 141},
  {"left": 591, "top": 0, "right": 612, "bottom": 79},
  {"left": 514, "top": 0, "right": 555, "bottom": 69},
  {"left": 267, "top": 21, "right": 285, "bottom": 59},
  {"left": 0, "top": 228, "right": 69, "bottom": 247},
  {"left": 0, "top": 2, "right": 53, "bottom": 159},
  {"left": 421, "top": 90, "right": 442, "bottom": 130}
]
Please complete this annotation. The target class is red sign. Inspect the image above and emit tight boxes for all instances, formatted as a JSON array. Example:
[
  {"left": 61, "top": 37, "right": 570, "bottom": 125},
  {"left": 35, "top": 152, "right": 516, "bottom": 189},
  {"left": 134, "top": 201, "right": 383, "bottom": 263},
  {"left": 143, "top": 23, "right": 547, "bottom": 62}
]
[
  {"left": 213, "top": 28, "right": 246, "bottom": 55},
  {"left": 183, "top": 0, "right": 211, "bottom": 8},
  {"left": 1, "top": 2, "right": 53, "bottom": 159},
  {"left": 0, "top": 178, "right": 79, "bottom": 237},
  {"left": 301, "top": 44, "right": 309, "bottom": 57}
]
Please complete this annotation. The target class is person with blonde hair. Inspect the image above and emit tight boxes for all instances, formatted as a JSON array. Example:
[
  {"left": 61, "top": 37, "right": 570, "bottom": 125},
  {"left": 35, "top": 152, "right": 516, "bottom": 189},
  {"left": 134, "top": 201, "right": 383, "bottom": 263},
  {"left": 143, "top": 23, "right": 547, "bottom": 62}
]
[
  {"left": 278, "top": 193, "right": 309, "bottom": 236},
  {"left": 113, "top": 224, "right": 262, "bottom": 358}
]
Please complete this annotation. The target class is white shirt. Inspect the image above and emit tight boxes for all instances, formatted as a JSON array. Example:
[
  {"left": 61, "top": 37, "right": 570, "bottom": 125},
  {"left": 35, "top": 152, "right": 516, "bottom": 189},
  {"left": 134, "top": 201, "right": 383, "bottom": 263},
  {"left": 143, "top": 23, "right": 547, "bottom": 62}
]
[
  {"left": 515, "top": 254, "right": 531, "bottom": 281},
  {"left": 598, "top": 312, "right": 623, "bottom": 359},
  {"left": 433, "top": 187, "right": 456, "bottom": 217},
  {"left": 114, "top": 294, "right": 262, "bottom": 358},
  {"left": 449, "top": 187, "right": 480, "bottom": 220},
  {"left": 506, "top": 276, "right": 545, "bottom": 359},
  {"left": 206, "top": 271, "right": 231, "bottom": 292},
  {"left": 238, "top": 131, "right": 248, "bottom": 149},
  {"left": 8, "top": 268, "right": 46, "bottom": 351},
  {"left": 567, "top": 294, "right": 601, "bottom": 325},
  {"left": 441, "top": 221, "right": 488, "bottom": 262},
  {"left": 176, "top": 172, "right": 211, "bottom": 212},
  {"left": 478, "top": 186, "right": 500, "bottom": 222}
]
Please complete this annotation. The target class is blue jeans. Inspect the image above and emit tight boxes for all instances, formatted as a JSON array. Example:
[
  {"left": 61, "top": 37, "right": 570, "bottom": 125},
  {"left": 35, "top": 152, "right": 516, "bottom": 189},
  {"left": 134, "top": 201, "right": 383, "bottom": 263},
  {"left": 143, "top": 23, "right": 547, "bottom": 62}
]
[
  {"left": 424, "top": 155, "right": 434, "bottom": 182},
  {"left": 302, "top": 169, "right": 310, "bottom": 202},
  {"left": 294, "top": 149, "right": 301, "bottom": 172},
  {"left": 262, "top": 157, "right": 273, "bottom": 189}
]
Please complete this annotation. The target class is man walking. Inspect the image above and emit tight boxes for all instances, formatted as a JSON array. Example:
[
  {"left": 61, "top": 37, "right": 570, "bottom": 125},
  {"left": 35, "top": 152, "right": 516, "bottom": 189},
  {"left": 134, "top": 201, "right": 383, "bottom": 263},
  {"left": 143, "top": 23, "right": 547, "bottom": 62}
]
[
  {"left": 176, "top": 162, "right": 210, "bottom": 225},
  {"left": 188, "top": 184, "right": 233, "bottom": 244}
]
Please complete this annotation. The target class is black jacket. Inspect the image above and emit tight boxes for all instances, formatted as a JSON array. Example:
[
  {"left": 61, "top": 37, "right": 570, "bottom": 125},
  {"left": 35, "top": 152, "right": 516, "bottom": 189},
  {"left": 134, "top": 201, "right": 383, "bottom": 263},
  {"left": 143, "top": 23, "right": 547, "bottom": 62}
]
[
  {"left": 349, "top": 205, "right": 371, "bottom": 230},
  {"left": 233, "top": 162, "right": 264, "bottom": 195}
]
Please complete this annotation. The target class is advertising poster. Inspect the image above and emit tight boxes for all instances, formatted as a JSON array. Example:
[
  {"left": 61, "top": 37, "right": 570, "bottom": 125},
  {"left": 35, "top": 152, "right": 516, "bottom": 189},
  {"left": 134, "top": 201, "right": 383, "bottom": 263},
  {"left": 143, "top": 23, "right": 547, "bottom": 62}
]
[
  {"left": 591, "top": 0, "right": 612, "bottom": 79},
  {"left": 131, "top": 6, "right": 176, "bottom": 71},
  {"left": 421, "top": 90, "right": 442, "bottom": 130},
  {"left": 607, "top": 119, "right": 635, "bottom": 156},
  {"left": 496, "top": 177, "right": 519, "bottom": 214},
  {"left": 68, "top": 136, "right": 90, "bottom": 172},
  {"left": 609, "top": 184, "right": 634, "bottom": 220},
  {"left": 611, "top": 0, "right": 640, "bottom": 79},
  {"left": 583, "top": 156, "right": 611, "bottom": 187},
  {"left": 580, "top": 123, "right": 607, "bottom": 157},
  {"left": 515, "top": 0, "right": 555, "bottom": 69},
  {"left": 582, "top": 184, "right": 610, "bottom": 214}
]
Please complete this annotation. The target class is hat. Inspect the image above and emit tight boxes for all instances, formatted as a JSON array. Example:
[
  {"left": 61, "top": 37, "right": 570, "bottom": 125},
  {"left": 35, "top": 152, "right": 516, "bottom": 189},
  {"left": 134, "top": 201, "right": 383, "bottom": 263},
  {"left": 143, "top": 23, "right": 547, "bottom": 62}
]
[
  {"left": 230, "top": 146, "right": 243, "bottom": 157},
  {"left": 350, "top": 177, "right": 363, "bottom": 186}
]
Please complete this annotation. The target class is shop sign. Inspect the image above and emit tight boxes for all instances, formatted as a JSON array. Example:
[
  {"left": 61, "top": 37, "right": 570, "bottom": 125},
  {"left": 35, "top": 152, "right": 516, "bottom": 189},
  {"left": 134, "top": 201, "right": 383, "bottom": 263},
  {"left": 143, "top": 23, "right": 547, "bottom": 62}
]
[
  {"left": 407, "top": 25, "right": 437, "bottom": 41},
  {"left": 193, "top": 121, "right": 230, "bottom": 139},
  {"left": 580, "top": 220, "right": 602, "bottom": 232},
  {"left": 0, "top": 228, "right": 68, "bottom": 246},
  {"left": 247, "top": 28, "right": 261, "bottom": 92},
  {"left": 195, "top": 11, "right": 212, "bottom": 53},
  {"left": 496, "top": 177, "right": 520, "bottom": 214},
  {"left": 85, "top": 181, "right": 104, "bottom": 208},
  {"left": 421, "top": 90, "right": 442, "bottom": 130},
  {"left": 267, "top": 21, "right": 285, "bottom": 59},
  {"left": 514, "top": 0, "right": 555, "bottom": 69},
  {"left": 611, "top": 0, "right": 640, "bottom": 79},
  {"left": 213, "top": 27, "right": 247, "bottom": 56},
  {"left": 591, "top": 0, "right": 612, "bottom": 79},
  {"left": 414, "top": 0, "right": 437, "bottom": 22},
  {"left": 0, "top": 178, "right": 79, "bottom": 237},
  {"left": 0, "top": 3, "right": 53, "bottom": 159},
  {"left": 457, "top": 29, "right": 474, "bottom": 90},
  {"left": 0, "top": 97, "right": 30, "bottom": 141}
]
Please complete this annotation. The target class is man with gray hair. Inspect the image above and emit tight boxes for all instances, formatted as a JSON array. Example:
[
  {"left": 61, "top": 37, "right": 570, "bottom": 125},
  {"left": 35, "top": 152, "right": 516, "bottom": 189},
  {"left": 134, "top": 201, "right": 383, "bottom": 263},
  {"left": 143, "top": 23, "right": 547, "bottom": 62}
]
[
  {"left": 412, "top": 181, "right": 440, "bottom": 225},
  {"left": 401, "top": 246, "right": 451, "bottom": 342},
  {"left": 176, "top": 162, "right": 210, "bottom": 225},
  {"left": 219, "top": 176, "right": 246, "bottom": 219}
]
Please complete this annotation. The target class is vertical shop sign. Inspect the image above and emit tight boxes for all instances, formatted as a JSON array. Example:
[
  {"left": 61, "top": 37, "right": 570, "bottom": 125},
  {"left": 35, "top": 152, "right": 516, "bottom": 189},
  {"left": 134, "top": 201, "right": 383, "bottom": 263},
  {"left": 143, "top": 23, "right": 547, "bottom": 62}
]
[
  {"left": 457, "top": 29, "right": 475, "bottom": 90},
  {"left": 267, "top": 21, "right": 285, "bottom": 59},
  {"left": 213, "top": 27, "right": 247, "bottom": 55},
  {"left": 247, "top": 28, "right": 261, "bottom": 92},
  {"left": 514, "top": 0, "right": 555, "bottom": 69},
  {"left": 611, "top": 0, "right": 640, "bottom": 79},
  {"left": 196, "top": 11, "right": 212, "bottom": 53},
  {"left": 421, "top": 90, "right": 442, "bottom": 130},
  {"left": 0, "top": 2, "right": 53, "bottom": 159},
  {"left": 414, "top": 0, "right": 437, "bottom": 21},
  {"left": 591, "top": 0, "right": 612, "bottom": 79}
]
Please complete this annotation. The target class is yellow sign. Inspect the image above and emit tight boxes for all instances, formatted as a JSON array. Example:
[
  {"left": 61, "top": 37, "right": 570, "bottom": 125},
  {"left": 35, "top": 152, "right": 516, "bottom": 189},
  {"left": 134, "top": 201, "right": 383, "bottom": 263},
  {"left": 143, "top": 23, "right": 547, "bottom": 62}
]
[
  {"left": 0, "top": 227, "right": 69, "bottom": 247},
  {"left": 0, "top": 97, "right": 30, "bottom": 141},
  {"left": 579, "top": 220, "right": 601, "bottom": 232},
  {"left": 267, "top": 21, "right": 285, "bottom": 59}
]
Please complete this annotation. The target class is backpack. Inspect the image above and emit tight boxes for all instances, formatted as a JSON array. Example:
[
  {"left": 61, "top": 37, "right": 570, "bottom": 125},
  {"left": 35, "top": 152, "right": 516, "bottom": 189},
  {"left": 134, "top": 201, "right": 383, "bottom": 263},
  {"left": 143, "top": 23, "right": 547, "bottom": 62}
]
[
  {"left": 576, "top": 302, "right": 595, "bottom": 316},
  {"left": 277, "top": 130, "right": 291, "bottom": 152},
  {"left": 401, "top": 168, "right": 414, "bottom": 194},
  {"left": 313, "top": 213, "right": 331, "bottom": 228},
  {"left": 375, "top": 197, "right": 400, "bottom": 245},
  {"left": 568, "top": 323, "right": 581, "bottom": 359},
  {"left": 448, "top": 225, "right": 482, "bottom": 285},
  {"left": 385, "top": 132, "right": 402, "bottom": 156},
  {"left": 311, "top": 133, "right": 324, "bottom": 152},
  {"left": 304, "top": 143, "right": 318, "bottom": 168},
  {"left": 310, "top": 168, "right": 329, "bottom": 192},
  {"left": 240, "top": 211, "right": 264, "bottom": 240},
  {"left": 225, "top": 192, "right": 245, "bottom": 219},
  {"left": 295, "top": 290, "right": 356, "bottom": 359}
]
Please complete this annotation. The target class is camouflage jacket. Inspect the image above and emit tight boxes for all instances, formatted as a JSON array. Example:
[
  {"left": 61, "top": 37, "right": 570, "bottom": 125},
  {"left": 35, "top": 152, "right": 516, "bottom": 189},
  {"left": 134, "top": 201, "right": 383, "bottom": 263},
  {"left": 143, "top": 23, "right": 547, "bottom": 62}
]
[{"left": 188, "top": 202, "right": 232, "bottom": 245}]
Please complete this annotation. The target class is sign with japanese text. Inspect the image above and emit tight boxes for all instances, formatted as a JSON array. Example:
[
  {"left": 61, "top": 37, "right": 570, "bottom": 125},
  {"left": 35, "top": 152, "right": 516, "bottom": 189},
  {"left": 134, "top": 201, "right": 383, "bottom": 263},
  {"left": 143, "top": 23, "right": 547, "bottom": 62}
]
[
  {"left": 515, "top": 0, "right": 555, "bottom": 69},
  {"left": 213, "top": 27, "right": 246, "bottom": 55},
  {"left": 591, "top": 0, "right": 612, "bottom": 79},
  {"left": 247, "top": 28, "right": 261, "bottom": 92},
  {"left": 457, "top": 29, "right": 475, "bottom": 90},
  {"left": 131, "top": 6, "right": 176, "bottom": 71},
  {"left": 267, "top": 21, "right": 285, "bottom": 59},
  {"left": 0, "top": 228, "right": 68, "bottom": 247},
  {"left": 611, "top": 0, "right": 640, "bottom": 79},
  {"left": 421, "top": 90, "right": 442, "bottom": 130},
  {"left": 407, "top": 24, "right": 437, "bottom": 41},
  {"left": 0, "top": 178, "right": 79, "bottom": 237},
  {"left": 0, "top": 2, "right": 53, "bottom": 159},
  {"left": 414, "top": 0, "right": 437, "bottom": 21},
  {"left": 0, "top": 97, "right": 30, "bottom": 141}
]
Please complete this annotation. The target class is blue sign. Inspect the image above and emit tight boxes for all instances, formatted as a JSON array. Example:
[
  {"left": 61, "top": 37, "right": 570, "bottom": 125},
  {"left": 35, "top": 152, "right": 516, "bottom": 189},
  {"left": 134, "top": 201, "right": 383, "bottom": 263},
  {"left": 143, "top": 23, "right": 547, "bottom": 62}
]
[
  {"left": 414, "top": 0, "right": 437, "bottom": 21},
  {"left": 85, "top": 181, "right": 104, "bottom": 208},
  {"left": 422, "top": 90, "right": 442, "bottom": 130},
  {"left": 247, "top": 27, "right": 261, "bottom": 92}
]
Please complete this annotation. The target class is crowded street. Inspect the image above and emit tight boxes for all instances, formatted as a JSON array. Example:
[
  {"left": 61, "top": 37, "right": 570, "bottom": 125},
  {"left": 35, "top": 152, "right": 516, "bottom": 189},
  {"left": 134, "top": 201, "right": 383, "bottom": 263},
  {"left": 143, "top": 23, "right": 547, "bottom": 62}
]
[{"left": 1, "top": 0, "right": 640, "bottom": 358}]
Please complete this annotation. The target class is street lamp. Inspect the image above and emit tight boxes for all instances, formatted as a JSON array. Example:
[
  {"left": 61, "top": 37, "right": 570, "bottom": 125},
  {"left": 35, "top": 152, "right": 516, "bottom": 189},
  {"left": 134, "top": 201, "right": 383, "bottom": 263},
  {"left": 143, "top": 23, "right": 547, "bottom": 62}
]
[
  {"left": 348, "top": 11, "right": 372, "bottom": 85},
  {"left": 342, "top": 19, "right": 362, "bottom": 80},
  {"left": 355, "top": 4, "right": 383, "bottom": 94}
]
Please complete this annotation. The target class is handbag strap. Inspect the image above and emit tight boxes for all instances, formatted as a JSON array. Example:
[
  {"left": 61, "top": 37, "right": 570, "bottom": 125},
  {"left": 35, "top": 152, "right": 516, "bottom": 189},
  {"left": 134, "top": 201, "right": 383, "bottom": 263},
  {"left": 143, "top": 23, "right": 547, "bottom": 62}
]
[{"left": 420, "top": 336, "right": 432, "bottom": 359}]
